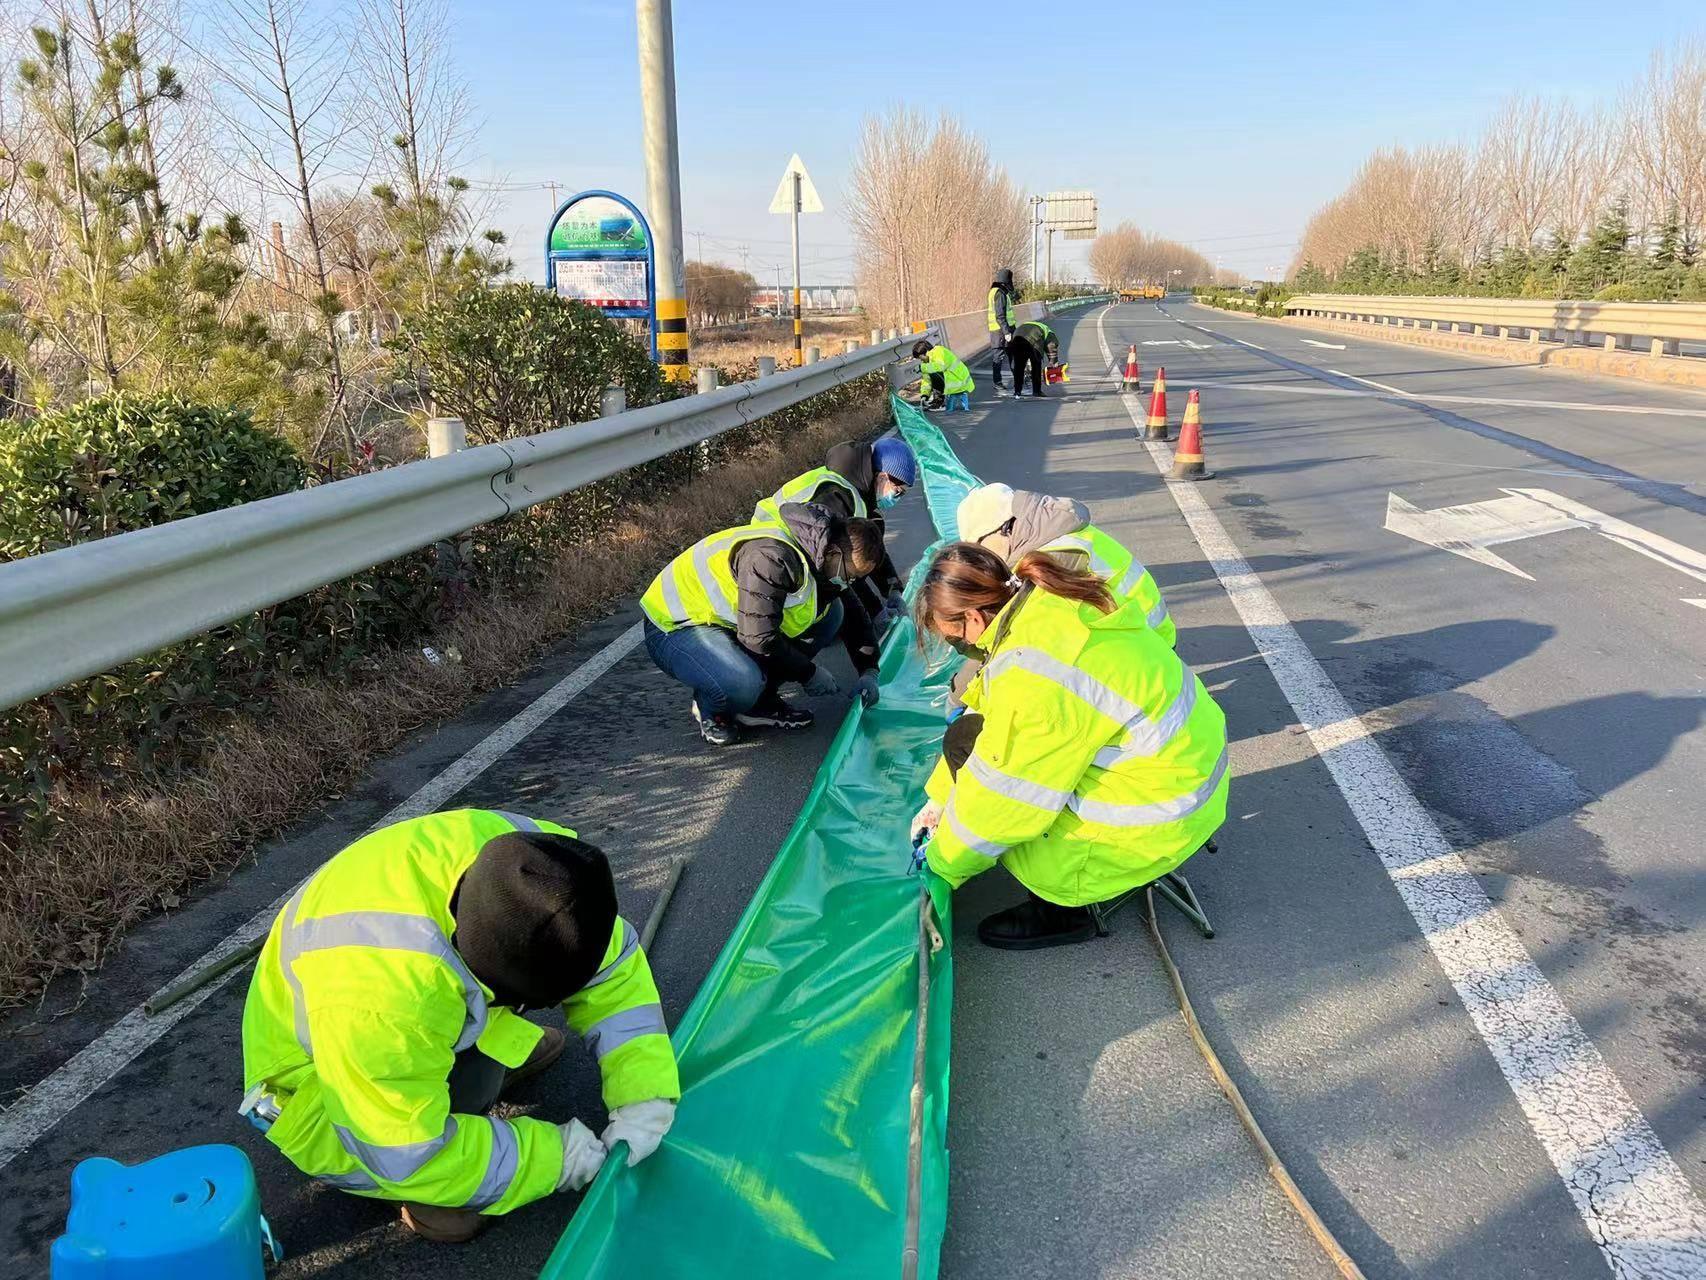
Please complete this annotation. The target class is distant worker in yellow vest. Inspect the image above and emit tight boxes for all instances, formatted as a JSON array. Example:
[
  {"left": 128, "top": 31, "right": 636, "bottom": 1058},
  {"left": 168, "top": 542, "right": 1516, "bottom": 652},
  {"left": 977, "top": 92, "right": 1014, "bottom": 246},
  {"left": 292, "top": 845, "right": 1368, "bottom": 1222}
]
[
  {"left": 908, "top": 545, "right": 1228, "bottom": 948},
  {"left": 911, "top": 338, "right": 975, "bottom": 412},
  {"left": 987, "top": 267, "right": 1019, "bottom": 390},
  {"left": 641, "top": 502, "right": 885, "bottom": 745},
  {"left": 754, "top": 438, "right": 917, "bottom": 632},
  {"left": 241, "top": 809, "right": 680, "bottom": 1242}
]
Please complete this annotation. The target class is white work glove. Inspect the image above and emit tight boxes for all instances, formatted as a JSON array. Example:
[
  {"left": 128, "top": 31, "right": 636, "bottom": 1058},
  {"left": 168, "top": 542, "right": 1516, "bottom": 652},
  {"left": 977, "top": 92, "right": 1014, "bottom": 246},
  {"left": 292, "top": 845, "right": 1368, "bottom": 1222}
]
[
  {"left": 851, "top": 671, "right": 880, "bottom": 709},
  {"left": 804, "top": 666, "right": 840, "bottom": 697},
  {"left": 910, "top": 800, "right": 943, "bottom": 847},
  {"left": 556, "top": 1118, "right": 608, "bottom": 1192},
  {"left": 601, "top": 1098, "right": 677, "bottom": 1168}
]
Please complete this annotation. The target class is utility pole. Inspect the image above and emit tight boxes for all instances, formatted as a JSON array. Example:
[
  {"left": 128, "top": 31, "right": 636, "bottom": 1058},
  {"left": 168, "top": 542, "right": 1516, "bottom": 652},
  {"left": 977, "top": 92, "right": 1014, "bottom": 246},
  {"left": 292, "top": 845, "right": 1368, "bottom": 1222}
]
[
  {"left": 693, "top": 229, "right": 705, "bottom": 261},
  {"left": 1029, "top": 195, "right": 1044, "bottom": 286},
  {"left": 545, "top": 180, "right": 560, "bottom": 216},
  {"left": 1046, "top": 229, "right": 1054, "bottom": 286},
  {"left": 636, "top": 0, "right": 690, "bottom": 382},
  {"left": 789, "top": 170, "right": 803, "bottom": 366}
]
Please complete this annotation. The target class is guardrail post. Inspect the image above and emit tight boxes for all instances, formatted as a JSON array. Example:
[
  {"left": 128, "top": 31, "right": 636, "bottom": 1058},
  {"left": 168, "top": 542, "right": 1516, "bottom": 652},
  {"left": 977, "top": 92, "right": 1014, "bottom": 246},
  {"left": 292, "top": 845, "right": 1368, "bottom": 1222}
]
[
  {"left": 887, "top": 327, "right": 900, "bottom": 341},
  {"left": 1653, "top": 338, "right": 1679, "bottom": 357},
  {"left": 871, "top": 327, "right": 882, "bottom": 345},
  {"left": 844, "top": 339, "right": 859, "bottom": 354},
  {"left": 1530, "top": 329, "right": 1543, "bottom": 344},
  {"left": 1498, "top": 326, "right": 1512, "bottom": 340},
  {"left": 1603, "top": 334, "right": 1618, "bottom": 352},
  {"left": 426, "top": 416, "right": 467, "bottom": 457},
  {"left": 756, "top": 355, "right": 776, "bottom": 379},
  {"left": 805, "top": 345, "right": 821, "bottom": 364},
  {"left": 696, "top": 367, "right": 719, "bottom": 394},
  {"left": 600, "top": 386, "right": 627, "bottom": 417}
]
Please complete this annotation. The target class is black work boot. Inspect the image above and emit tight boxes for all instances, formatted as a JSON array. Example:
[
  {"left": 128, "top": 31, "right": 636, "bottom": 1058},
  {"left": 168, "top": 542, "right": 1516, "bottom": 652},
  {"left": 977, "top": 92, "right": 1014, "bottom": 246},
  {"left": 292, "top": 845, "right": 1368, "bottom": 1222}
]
[
  {"left": 735, "top": 691, "right": 814, "bottom": 731},
  {"left": 977, "top": 895, "right": 1097, "bottom": 950},
  {"left": 691, "top": 700, "right": 738, "bottom": 746}
]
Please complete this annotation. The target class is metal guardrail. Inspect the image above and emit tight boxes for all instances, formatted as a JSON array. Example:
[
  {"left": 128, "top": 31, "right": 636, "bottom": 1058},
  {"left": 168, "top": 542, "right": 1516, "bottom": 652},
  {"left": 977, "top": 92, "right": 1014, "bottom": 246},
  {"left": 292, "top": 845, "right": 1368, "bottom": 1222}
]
[
  {"left": 0, "top": 336, "right": 909, "bottom": 710},
  {"left": 1283, "top": 294, "right": 1706, "bottom": 356}
]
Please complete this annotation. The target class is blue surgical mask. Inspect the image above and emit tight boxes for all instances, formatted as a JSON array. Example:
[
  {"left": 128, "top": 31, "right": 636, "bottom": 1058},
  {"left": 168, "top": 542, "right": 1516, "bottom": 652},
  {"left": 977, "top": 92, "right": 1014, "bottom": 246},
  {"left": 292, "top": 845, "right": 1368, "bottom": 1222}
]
[
  {"left": 877, "top": 492, "right": 901, "bottom": 511},
  {"left": 829, "top": 576, "right": 848, "bottom": 590}
]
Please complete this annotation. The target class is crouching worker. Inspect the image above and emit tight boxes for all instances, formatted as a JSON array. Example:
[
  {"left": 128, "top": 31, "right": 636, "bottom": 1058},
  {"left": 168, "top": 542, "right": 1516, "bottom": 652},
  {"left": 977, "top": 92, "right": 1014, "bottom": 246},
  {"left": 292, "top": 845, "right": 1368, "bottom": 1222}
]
[
  {"left": 240, "top": 809, "right": 680, "bottom": 1242},
  {"left": 911, "top": 338, "right": 974, "bottom": 411},
  {"left": 641, "top": 502, "right": 885, "bottom": 746},
  {"left": 956, "top": 483, "right": 1174, "bottom": 646},
  {"left": 908, "top": 546, "right": 1228, "bottom": 949},
  {"left": 754, "top": 438, "right": 917, "bottom": 632}
]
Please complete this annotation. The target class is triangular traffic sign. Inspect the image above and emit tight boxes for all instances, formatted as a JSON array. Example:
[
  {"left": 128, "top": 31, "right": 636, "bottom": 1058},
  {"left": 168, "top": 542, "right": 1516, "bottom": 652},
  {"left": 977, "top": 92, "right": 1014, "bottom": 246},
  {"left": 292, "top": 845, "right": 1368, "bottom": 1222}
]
[{"left": 769, "top": 153, "right": 823, "bottom": 214}]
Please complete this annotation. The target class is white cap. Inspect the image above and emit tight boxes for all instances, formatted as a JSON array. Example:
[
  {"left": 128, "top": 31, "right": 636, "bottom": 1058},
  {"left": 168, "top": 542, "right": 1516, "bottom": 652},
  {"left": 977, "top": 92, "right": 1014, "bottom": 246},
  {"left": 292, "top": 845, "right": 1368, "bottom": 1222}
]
[{"left": 955, "top": 483, "right": 1016, "bottom": 543}]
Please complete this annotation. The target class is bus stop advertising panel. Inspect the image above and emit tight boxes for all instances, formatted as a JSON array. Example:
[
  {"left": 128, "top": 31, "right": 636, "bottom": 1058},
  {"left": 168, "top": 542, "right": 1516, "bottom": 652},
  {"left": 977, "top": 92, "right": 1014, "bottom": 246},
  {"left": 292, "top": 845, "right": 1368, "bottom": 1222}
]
[{"left": 545, "top": 189, "right": 657, "bottom": 359}]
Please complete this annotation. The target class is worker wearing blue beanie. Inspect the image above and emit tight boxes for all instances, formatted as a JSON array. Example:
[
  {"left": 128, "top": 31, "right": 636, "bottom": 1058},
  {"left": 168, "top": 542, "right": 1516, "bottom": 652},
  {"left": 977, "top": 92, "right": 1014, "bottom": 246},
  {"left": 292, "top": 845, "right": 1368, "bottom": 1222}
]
[{"left": 753, "top": 436, "right": 917, "bottom": 632}]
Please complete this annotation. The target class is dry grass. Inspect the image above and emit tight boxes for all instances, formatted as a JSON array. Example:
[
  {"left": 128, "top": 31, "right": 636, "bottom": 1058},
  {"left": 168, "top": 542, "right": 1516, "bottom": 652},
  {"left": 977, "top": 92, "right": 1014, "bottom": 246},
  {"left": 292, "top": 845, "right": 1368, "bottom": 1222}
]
[
  {"left": 693, "top": 316, "right": 871, "bottom": 370},
  {"left": 0, "top": 393, "right": 888, "bottom": 1012}
]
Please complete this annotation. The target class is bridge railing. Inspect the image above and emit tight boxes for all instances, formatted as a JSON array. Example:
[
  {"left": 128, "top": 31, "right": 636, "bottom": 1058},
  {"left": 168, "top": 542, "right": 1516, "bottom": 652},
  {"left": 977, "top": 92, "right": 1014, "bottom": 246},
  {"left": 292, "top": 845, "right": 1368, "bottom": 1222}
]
[{"left": 1283, "top": 293, "right": 1706, "bottom": 357}]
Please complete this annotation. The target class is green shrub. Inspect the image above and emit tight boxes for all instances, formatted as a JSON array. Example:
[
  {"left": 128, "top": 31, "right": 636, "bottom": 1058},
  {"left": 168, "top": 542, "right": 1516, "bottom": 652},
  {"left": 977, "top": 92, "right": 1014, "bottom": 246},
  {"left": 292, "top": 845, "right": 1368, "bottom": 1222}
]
[
  {"left": 0, "top": 396, "right": 306, "bottom": 558},
  {"left": 391, "top": 284, "right": 668, "bottom": 443},
  {"left": 1592, "top": 282, "right": 1644, "bottom": 302}
]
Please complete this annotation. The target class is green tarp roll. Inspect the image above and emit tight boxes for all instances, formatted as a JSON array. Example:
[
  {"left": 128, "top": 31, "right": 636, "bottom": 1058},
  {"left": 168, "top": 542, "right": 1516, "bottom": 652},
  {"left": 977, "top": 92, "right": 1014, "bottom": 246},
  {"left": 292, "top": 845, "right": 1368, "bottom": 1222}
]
[{"left": 539, "top": 394, "right": 980, "bottom": 1280}]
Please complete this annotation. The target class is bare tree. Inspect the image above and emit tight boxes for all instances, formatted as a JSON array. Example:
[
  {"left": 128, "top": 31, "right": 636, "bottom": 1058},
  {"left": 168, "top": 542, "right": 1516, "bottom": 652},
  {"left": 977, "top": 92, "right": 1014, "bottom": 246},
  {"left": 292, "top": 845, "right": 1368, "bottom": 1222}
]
[
  {"left": 847, "top": 107, "right": 1027, "bottom": 327},
  {"left": 212, "top": 0, "right": 360, "bottom": 455},
  {"left": 1625, "top": 43, "right": 1706, "bottom": 255}
]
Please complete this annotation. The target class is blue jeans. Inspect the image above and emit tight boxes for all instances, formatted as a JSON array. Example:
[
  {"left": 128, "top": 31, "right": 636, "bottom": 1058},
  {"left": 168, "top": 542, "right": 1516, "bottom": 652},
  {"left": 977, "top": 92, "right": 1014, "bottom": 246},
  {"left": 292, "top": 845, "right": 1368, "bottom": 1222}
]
[{"left": 643, "top": 599, "right": 844, "bottom": 716}]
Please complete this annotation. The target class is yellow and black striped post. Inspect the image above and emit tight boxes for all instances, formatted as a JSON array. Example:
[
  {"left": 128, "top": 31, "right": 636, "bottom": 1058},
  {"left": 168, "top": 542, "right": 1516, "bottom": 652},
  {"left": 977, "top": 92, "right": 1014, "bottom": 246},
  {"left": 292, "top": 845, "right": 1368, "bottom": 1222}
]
[
  {"left": 657, "top": 297, "right": 690, "bottom": 383},
  {"left": 793, "top": 286, "right": 803, "bottom": 368}
]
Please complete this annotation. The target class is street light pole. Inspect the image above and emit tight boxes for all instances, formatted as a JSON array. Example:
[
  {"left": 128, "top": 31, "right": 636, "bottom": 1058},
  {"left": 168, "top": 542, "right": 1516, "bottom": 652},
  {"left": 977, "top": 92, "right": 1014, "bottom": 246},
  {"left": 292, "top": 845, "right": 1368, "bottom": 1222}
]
[{"left": 636, "top": 0, "right": 690, "bottom": 382}]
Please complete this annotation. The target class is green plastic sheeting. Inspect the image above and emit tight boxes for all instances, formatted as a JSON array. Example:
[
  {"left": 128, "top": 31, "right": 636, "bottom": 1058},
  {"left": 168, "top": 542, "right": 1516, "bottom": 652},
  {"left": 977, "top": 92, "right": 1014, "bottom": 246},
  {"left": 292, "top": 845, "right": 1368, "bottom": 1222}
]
[{"left": 540, "top": 395, "right": 980, "bottom": 1280}]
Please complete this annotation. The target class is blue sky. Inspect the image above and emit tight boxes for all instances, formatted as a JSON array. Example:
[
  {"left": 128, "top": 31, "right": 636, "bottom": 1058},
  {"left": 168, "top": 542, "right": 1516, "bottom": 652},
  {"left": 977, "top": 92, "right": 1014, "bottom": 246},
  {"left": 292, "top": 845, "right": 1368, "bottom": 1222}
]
[{"left": 452, "top": 0, "right": 1706, "bottom": 284}]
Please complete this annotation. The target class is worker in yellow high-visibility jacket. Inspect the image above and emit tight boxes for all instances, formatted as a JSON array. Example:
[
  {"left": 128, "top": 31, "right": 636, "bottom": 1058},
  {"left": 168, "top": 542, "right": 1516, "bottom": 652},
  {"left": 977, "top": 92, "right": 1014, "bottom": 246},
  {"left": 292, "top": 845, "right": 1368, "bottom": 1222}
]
[
  {"left": 910, "top": 339, "right": 974, "bottom": 411},
  {"left": 908, "top": 544, "right": 1227, "bottom": 948},
  {"left": 241, "top": 809, "right": 680, "bottom": 1242},
  {"left": 957, "top": 483, "right": 1174, "bottom": 644}
]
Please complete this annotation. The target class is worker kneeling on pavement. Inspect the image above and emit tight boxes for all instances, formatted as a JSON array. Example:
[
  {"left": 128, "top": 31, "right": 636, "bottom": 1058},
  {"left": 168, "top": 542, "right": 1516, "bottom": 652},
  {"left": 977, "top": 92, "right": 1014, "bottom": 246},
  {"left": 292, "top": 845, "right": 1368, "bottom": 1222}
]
[
  {"left": 641, "top": 501, "right": 885, "bottom": 746},
  {"left": 910, "top": 339, "right": 974, "bottom": 411},
  {"left": 909, "top": 545, "right": 1228, "bottom": 948},
  {"left": 957, "top": 483, "right": 1174, "bottom": 647},
  {"left": 1003, "top": 319, "right": 1059, "bottom": 399},
  {"left": 753, "top": 437, "right": 917, "bottom": 633},
  {"left": 241, "top": 809, "right": 679, "bottom": 1242}
]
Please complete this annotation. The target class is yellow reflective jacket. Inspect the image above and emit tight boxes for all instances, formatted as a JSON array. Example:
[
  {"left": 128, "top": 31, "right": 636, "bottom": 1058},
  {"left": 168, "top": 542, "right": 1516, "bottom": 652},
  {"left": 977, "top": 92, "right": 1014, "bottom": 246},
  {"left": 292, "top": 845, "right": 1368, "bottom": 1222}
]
[
  {"left": 640, "top": 519, "right": 821, "bottom": 637},
  {"left": 241, "top": 809, "right": 679, "bottom": 1215},
  {"left": 926, "top": 590, "right": 1227, "bottom": 905},
  {"left": 1039, "top": 522, "right": 1176, "bottom": 646},
  {"left": 918, "top": 344, "right": 974, "bottom": 395},
  {"left": 752, "top": 466, "right": 866, "bottom": 526}
]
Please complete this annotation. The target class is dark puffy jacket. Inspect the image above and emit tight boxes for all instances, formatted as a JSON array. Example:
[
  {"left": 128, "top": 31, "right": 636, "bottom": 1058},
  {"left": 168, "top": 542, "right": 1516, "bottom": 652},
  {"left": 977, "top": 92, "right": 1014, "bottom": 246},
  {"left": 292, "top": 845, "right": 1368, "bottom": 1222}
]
[
  {"left": 822, "top": 441, "right": 902, "bottom": 596},
  {"left": 730, "top": 502, "right": 877, "bottom": 681}
]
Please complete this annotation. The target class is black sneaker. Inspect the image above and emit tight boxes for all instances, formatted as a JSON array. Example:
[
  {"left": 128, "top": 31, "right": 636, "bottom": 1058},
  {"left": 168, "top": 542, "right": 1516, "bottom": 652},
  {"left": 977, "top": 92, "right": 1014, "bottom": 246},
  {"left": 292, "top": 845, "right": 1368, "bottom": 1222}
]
[
  {"left": 735, "top": 695, "right": 814, "bottom": 731},
  {"left": 976, "top": 896, "right": 1097, "bottom": 950},
  {"left": 691, "top": 700, "right": 738, "bottom": 746},
  {"left": 921, "top": 396, "right": 945, "bottom": 412}
]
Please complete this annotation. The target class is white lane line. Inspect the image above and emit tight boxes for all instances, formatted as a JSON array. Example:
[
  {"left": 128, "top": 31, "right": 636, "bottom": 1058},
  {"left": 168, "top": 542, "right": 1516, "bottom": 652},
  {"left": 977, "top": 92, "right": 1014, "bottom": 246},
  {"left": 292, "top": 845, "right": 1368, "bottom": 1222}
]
[
  {"left": 1240, "top": 340, "right": 1268, "bottom": 352},
  {"left": 1097, "top": 307, "right": 1706, "bottom": 1278},
  {"left": 1301, "top": 338, "right": 1347, "bottom": 350},
  {"left": 1334, "top": 370, "right": 1409, "bottom": 396},
  {"left": 0, "top": 622, "right": 645, "bottom": 1171}
]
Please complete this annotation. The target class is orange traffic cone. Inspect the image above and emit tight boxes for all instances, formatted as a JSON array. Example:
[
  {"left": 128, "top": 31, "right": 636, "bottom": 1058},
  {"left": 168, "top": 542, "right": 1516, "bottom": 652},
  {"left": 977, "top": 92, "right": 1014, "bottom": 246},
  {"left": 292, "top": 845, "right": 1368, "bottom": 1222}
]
[
  {"left": 1122, "top": 345, "right": 1141, "bottom": 391},
  {"left": 1171, "top": 389, "right": 1214, "bottom": 480},
  {"left": 1145, "top": 366, "right": 1169, "bottom": 439}
]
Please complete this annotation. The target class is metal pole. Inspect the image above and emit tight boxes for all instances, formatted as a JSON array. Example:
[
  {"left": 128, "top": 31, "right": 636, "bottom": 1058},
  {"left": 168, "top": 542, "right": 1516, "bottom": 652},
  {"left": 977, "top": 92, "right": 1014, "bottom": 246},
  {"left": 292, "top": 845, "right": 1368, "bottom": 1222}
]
[
  {"left": 1030, "top": 197, "right": 1040, "bottom": 285},
  {"left": 791, "top": 171, "right": 803, "bottom": 367},
  {"left": 1046, "top": 229, "right": 1054, "bottom": 286},
  {"left": 636, "top": 0, "right": 690, "bottom": 383}
]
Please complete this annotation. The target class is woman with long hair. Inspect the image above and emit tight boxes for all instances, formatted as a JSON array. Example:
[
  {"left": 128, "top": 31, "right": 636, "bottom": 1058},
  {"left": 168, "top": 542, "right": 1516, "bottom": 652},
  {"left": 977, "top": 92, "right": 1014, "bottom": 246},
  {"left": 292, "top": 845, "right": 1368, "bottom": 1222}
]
[{"left": 910, "top": 543, "right": 1228, "bottom": 948}]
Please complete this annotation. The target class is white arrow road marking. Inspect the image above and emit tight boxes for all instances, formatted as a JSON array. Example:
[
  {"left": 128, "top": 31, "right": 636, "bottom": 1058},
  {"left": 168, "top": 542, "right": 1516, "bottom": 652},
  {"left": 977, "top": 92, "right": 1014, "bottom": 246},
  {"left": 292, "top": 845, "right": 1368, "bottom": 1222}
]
[
  {"left": 1141, "top": 339, "right": 1182, "bottom": 346},
  {"left": 1505, "top": 488, "right": 1706, "bottom": 584},
  {"left": 1385, "top": 487, "right": 1706, "bottom": 584},
  {"left": 1183, "top": 339, "right": 1216, "bottom": 349},
  {"left": 1301, "top": 338, "right": 1346, "bottom": 349},
  {"left": 1686, "top": 599, "right": 1706, "bottom": 610},
  {"left": 1384, "top": 491, "right": 1586, "bottom": 579},
  {"left": 1091, "top": 303, "right": 1706, "bottom": 1275}
]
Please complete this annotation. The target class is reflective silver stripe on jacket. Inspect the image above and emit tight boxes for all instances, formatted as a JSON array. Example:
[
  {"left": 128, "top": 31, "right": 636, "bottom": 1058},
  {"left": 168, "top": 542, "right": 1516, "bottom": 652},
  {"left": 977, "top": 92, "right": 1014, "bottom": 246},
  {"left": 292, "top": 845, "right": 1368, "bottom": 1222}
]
[
  {"left": 280, "top": 906, "right": 490, "bottom": 1057},
  {"left": 579, "top": 918, "right": 638, "bottom": 990},
  {"left": 690, "top": 529, "right": 814, "bottom": 626},
  {"left": 492, "top": 811, "right": 541, "bottom": 833},
  {"left": 967, "top": 754, "right": 1074, "bottom": 813},
  {"left": 1092, "top": 672, "right": 1199, "bottom": 770},
  {"left": 334, "top": 1118, "right": 459, "bottom": 1183},
  {"left": 942, "top": 798, "right": 1008, "bottom": 860},
  {"left": 984, "top": 646, "right": 1147, "bottom": 730},
  {"left": 1069, "top": 749, "right": 1229, "bottom": 827},
  {"left": 462, "top": 1117, "right": 521, "bottom": 1210},
  {"left": 582, "top": 1003, "right": 669, "bottom": 1059},
  {"left": 1147, "top": 600, "right": 1169, "bottom": 629},
  {"left": 318, "top": 1169, "right": 380, "bottom": 1192}
]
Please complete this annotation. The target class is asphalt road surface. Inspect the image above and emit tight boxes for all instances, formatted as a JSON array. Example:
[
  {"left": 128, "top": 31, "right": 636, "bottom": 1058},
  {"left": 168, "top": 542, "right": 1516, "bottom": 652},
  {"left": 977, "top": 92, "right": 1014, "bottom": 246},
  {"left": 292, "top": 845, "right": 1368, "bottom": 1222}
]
[{"left": 3, "top": 301, "right": 1704, "bottom": 1279}]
